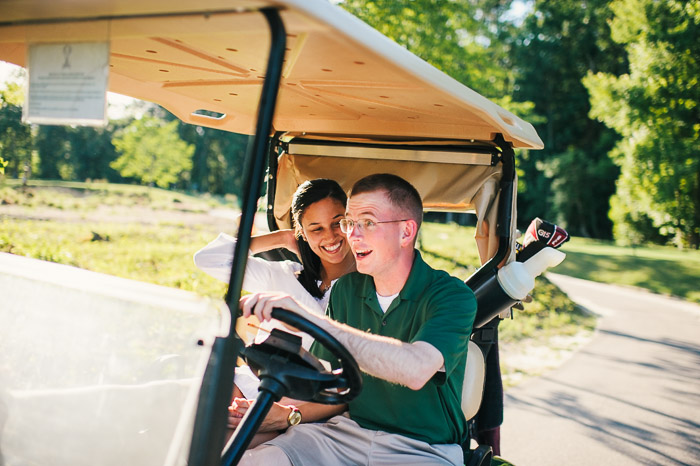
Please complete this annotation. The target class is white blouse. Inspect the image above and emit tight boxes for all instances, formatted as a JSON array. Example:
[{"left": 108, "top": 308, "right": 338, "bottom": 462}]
[{"left": 194, "top": 232, "right": 333, "bottom": 398}]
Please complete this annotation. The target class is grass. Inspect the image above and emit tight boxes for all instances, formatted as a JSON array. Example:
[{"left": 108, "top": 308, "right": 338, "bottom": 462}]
[
  {"left": 0, "top": 180, "right": 232, "bottom": 299},
  {"left": 554, "top": 237, "right": 700, "bottom": 304},
  {"left": 0, "top": 217, "right": 228, "bottom": 298}
]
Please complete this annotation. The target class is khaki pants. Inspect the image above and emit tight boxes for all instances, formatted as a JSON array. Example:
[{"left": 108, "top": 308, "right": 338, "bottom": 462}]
[{"left": 265, "top": 414, "right": 463, "bottom": 465}]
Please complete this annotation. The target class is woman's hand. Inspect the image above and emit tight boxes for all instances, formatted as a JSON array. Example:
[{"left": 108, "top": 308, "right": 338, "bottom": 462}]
[
  {"left": 228, "top": 397, "right": 293, "bottom": 432},
  {"left": 281, "top": 229, "right": 301, "bottom": 258}
]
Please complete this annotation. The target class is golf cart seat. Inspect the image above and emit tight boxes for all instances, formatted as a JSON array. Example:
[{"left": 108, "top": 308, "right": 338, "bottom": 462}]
[
  {"left": 461, "top": 341, "right": 493, "bottom": 466},
  {"left": 461, "top": 341, "right": 486, "bottom": 421}
]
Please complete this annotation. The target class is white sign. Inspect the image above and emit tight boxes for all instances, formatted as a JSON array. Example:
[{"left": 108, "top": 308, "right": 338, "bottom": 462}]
[{"left": 23, "top": 42, "right": 109, "bottom": 126}]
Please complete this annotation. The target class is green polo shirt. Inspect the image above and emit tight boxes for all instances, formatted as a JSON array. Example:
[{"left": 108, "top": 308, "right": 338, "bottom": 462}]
[{"left": 311, "top": 250, "right": 476, "bottom": 445}]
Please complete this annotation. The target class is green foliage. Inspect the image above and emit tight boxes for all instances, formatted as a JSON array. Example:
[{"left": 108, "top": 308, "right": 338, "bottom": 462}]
[
  {"left": 539, "top": 146, "right": 619, "bottom": 238},
  {"left": 0, "top": 83, "right": 33, "bottom": 179},
  {"left": 338, "top": 0, "right": 529, "bottom": 115},
  {"left": 176, "top": 120, "right": 250, "bottom": 195},
  {"left": 0, "top": 78, "right": 247, "bottom": 196},
  {"left": 111, "top": 116, "right": 194, "bottom": 189},
  {"left": 511, "top": 0, "right": 626, "bottom": 239},
  {"left": 35, "top": 124, "right": 122, "bottom": 181},
  {"left": 1, "top": 79, "right": 24, "bottom": 106},
  {"left": 583, "top": 0, "right": 700, "bottom": 248}
]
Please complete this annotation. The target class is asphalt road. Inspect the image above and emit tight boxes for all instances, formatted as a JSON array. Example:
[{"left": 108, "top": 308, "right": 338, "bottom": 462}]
[{"left": 500, "top": 273, "right": 700, "bottom": 466}]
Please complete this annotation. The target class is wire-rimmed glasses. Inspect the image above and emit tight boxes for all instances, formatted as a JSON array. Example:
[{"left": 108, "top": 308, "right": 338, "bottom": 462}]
[{"left": 339, "top": 218, "right": 409, "bottom": 234}]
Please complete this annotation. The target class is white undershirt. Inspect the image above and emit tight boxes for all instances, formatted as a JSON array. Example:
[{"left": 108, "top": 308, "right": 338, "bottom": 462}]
[{"left": 376, "top": 292, "right": 399, "bottom": 313}]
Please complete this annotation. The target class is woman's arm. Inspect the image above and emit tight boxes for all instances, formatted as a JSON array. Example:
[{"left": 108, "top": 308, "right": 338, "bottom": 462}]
[
  {"left": 249, "top": 229, "right": 299, "bottom": 257},
  {"left": 193, "top": 230, "right": 299, "bottom": 283},
  {"left": 228, "top": 399, "right": 346, "bottom": 432}
]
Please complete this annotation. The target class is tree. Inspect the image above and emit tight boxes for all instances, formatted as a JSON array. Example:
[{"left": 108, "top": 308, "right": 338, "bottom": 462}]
[
  {"left": 67, "top": 125, "right": 121, "bottom": 181},
  {"left": 339, "top": 0, "right": 529, "bottom": 109},
  {"left": 111, "top": 116, "right": 194, "bottom": 188},
  {"left": 583, "top": 0, "right": 700, "bottom": 248},
  {"left": 0, "top": 82, "right": 33, "bottom": 179},
  {"left": 510, "top": 0, "right": 627, "bottom": 238},
  {"left": 34, "top": 124, "right": 122, "bottom": 181},
  {"left": 176, "top": 121, "right": 249, "bottom": 195},
  {"left": 35, "top": 125, "right": 71, "bottom": 179}
]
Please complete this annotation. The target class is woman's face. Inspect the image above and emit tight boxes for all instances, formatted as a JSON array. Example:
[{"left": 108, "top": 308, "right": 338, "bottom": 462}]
[{"left": 299, "top": 197, "right": 352, "bottom": 266}]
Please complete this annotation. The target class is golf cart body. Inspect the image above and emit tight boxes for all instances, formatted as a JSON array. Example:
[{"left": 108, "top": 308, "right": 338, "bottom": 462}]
[{"left": 0, "top": 1, "right": 544, "bottom": 465}]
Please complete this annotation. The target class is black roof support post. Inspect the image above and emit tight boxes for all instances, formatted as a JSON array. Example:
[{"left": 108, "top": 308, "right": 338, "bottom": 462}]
[
  {"left": 186, "top": 8, "right": 286, "bottom": 466},
  {"left": 465, "top": 134, "right": 515, "bottom": 292},
  {"left": 266, "top": 132, "right": 285, "bottom": 233}
]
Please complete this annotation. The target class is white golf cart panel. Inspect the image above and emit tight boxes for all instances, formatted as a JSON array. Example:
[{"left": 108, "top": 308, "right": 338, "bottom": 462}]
[
  {"left": 0, "top": 0, "right": 542, "bottom": 149},
  {"left": 0, "top": 252, "right": 226, "bottom": 466}
]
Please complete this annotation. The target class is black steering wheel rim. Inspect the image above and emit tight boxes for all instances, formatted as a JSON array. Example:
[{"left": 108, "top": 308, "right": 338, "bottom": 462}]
[{"left": 251, "top": 307, "right": 362, "bottom": 404}]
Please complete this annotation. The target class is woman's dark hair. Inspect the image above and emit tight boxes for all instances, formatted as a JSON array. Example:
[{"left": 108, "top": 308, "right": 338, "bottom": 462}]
[{"left": 291, "top": 178, "right": 347, "bottom": 299}]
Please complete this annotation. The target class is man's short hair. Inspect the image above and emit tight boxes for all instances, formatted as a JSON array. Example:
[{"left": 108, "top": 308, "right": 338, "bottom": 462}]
[{"left": 350, "top": 173, "right": 423, "bottom": 229}]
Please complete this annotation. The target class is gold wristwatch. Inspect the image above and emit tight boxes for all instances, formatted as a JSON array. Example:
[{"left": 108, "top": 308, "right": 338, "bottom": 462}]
[{"left": 287, "top": 406, "right": 302, "bottom": 427}]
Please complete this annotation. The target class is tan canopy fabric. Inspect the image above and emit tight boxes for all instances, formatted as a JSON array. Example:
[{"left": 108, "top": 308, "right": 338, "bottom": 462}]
[{"left": 273, "top": 150, "right": 518, "bottom": 264}]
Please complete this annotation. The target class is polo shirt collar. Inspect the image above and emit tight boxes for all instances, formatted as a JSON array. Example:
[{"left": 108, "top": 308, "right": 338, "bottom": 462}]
[
  {"left": 356, "top": 249, "right": 432, "bottom": 305},
  {"left": 397, "top": 250, "right": 432, "bottom": 301}
]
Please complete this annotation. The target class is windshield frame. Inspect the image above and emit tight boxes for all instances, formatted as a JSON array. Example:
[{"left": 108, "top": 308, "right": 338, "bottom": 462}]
[{"left": 183, "top": 8, "right": 287, "bottom": 466}]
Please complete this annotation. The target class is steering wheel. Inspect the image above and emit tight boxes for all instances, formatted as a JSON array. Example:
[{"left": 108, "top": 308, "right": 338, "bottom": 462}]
[{"left": 241, "top": 307, "right": 362, "bottom": 404}]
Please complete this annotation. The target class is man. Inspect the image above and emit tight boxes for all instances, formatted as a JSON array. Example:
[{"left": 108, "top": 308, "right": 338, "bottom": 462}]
[{"left": 239, "top": 173, "right": 476, "bottom": 465}]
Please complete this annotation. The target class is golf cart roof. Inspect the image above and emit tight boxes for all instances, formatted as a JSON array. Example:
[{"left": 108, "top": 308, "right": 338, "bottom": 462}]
[{"left": 0, "top": 0, "right": 542, "bottom": 149}]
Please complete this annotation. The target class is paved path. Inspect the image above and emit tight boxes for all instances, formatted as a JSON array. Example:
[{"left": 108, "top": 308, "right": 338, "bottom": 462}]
[{"left": 500, "top": 274, "right": 700, "bottom": 466}]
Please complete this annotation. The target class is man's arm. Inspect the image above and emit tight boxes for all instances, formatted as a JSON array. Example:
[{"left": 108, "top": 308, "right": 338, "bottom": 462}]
[{"left": 240, "top": 293, "right": 444, "bottom": 390}]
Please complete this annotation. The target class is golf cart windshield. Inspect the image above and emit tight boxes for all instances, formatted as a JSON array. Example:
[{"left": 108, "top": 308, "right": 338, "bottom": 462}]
[{"left": 0, "top": 1, "right": 542, "bottom": 465}]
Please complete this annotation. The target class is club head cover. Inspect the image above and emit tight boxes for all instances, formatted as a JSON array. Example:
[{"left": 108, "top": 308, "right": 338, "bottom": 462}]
[{"left": 517, "top": 218, "right": 569, "bottom": 262}]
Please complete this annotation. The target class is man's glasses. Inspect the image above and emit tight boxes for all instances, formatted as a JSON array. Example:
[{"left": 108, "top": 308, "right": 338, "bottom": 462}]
[{"left": 339, "top": 218, "right": 409, "bottom": 234}]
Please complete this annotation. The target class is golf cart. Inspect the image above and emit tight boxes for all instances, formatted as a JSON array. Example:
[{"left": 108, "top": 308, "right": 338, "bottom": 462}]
[{"left": 0, "top": 1, "right": 566, "bottom": 465}]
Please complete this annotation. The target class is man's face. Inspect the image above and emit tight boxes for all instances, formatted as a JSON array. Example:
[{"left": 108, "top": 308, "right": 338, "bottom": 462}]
[{"left": 344, "top": 190, "right": 405, "bottom": 278}]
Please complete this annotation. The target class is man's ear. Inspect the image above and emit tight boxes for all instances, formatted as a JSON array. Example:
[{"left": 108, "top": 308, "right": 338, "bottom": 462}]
[{"left": 400, "top": 220, "right": 418, "bottom": 247}]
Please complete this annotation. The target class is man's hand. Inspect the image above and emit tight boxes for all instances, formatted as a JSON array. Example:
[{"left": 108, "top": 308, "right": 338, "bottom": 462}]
[{"left": 239, "top": 292, "right": 315, "bottom": 323}]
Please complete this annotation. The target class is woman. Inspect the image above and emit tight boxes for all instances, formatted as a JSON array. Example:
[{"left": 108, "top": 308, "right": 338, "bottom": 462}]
[{"left": 193, "top": 178, "right": 355, "bottom": 445}]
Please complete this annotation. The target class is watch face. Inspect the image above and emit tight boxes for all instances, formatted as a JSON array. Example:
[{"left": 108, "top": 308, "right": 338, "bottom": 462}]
[{"left": 288, "top": 409, "right": 302, "bottom": 426}]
